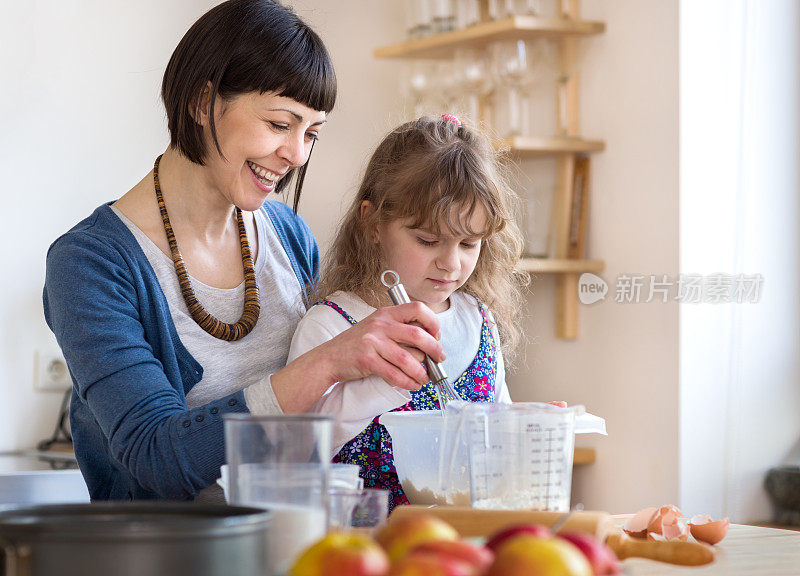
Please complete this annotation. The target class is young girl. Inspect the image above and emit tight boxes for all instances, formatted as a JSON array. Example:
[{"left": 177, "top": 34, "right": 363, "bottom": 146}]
[{"left": 287, "top": 115, "right": 528, "bottom": 509}]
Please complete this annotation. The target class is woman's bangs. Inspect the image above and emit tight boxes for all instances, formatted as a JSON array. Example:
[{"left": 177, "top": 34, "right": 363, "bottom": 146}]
[{"left": 263, "top": 30, "right": 337, "bottom": 113}]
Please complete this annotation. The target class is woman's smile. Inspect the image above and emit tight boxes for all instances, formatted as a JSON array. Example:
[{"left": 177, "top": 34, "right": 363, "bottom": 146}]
[{"left": 246, "top": 160, "right": 283, "bottom": 193}]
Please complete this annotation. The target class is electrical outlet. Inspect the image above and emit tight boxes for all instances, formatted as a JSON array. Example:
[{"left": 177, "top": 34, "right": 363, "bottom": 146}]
[{"left": 34, "top": 350, "right": 72, "bottom": 392}]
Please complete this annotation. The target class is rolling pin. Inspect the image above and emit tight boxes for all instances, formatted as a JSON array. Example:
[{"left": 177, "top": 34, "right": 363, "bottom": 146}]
[{"left": 389, "top": 506, "right": 715, "bottom": 567}]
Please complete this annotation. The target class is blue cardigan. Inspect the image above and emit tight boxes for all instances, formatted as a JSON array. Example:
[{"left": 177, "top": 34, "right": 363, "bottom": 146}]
[{"left": 43, "top": 201, "right": 318, "bottom": 501}]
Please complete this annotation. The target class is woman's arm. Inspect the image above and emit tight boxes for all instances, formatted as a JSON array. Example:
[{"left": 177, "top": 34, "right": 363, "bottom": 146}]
[
  {"left": 44, "top": 235, "right": 244, "bottom": 500},
  {"left": 278, "top": 310, "right": 412, "bottom": 449},
  {"left": 270, "top": 301, "right": 443, "bottom": 413}
]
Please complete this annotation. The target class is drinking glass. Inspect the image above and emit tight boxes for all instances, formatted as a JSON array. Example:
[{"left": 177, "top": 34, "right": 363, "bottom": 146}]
[
  {"left": 455, "top": 0, "right": 481, "bottom": 29},
  {"left": 488, "top": 0, "right": 515, "bottom": 19},
  {"left": 430, "top": 0, "right": 456, "bottom": 34},
  {"left": 524, "top": 188, "right": 554, "bottom": 257},
  {"left": 405, "top": 0, "right": 432, "bottom": 40},
  {"left": 224, "top": 414, "right": 332, "bottom": 575},
  {"left": 489, "top": 0, "right": 556, "bottom": 18},
  {"left": 327, "top": 489, "right": 391, "bottom": 532}
]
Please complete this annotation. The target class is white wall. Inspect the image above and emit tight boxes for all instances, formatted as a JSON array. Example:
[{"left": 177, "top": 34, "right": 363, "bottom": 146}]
[
  {"left": 509, "top": 0, "right": 681, "bottom": 515},
  {"left": 281, "top": 1, "right": 406, "bottom": 252},
  {"left": 0, "top": 0, "right": 404, "bottom": 451},
  {"left": 0, "top": 0, "right": 216, "bottom": 450},
  {"left": 680, "top": 0, "right": 800, "bottom": 523}
]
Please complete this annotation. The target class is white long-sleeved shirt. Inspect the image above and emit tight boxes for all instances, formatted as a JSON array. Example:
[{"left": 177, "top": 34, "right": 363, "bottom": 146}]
[{"left": 287, "top": 291, "right": 511, "bottom": 452}]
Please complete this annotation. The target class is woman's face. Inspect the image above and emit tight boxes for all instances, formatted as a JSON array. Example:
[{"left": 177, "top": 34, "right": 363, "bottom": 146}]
[{"left": 201, "top": 91, "right": 327, "bottom": 211}]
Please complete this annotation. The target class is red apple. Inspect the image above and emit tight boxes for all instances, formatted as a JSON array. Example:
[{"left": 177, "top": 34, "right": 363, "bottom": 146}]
[
  {"left": 558, "top": 532, "right": 620, "bottom": 575},
  {"left": 485, "top": 535, "right": 593, "bottom": 576},
  {"left": 375, "top": 514, "right": 459, "bottom": 562},
  {"left": 288, "top": 532, "right": 389, "bottom": 576},
  {"left": 388, "top": 552, "right": 476, "bottom": 576},
  {"left": 410, "top": 540, "right": 494, "bottom": 572},
  {"left": 485, "top": 523, "right": 552, "bottom": 553}
]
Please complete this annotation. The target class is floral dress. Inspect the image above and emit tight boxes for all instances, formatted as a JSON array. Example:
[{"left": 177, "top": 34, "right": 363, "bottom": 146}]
[{"left": 318, "top": 298, "right": 498, "bottom": 511}]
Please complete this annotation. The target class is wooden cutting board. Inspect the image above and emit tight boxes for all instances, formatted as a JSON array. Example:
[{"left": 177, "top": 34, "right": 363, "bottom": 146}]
[{"left": 390, "top": 506, "right": 715, "bottom": 567}]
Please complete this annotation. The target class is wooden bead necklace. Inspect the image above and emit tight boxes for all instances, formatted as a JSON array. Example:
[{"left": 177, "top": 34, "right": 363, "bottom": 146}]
[{"left": 153, "top": 154, "right": 260, "bottom": 341}]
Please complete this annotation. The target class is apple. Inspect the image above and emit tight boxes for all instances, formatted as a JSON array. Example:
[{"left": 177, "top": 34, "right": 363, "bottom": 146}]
[
  {"left": 409, "top": 540, "right": 494, "bottom": 572},
  {"left": 558, "top": 532, "right": 620, "bottom": 575},
  {"left": 388, "top": 552, "right": 476, "bottom": 576},
  {"left": 485, "top": 523, "right": 552, "bottom": 553},
  {"left": 288, "top": 532, "right": 390, "bottom": 576},
  {"left": 375, "top": 514, "right": 459, "bottom": 562},
  {"left": 485, "top": 535, "right": 593, "bottom": 576}
]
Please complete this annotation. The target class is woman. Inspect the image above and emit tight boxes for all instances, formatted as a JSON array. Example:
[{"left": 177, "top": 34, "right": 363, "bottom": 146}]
[{"left": 42, "top": 0, "right": 443, "bottom": 502}]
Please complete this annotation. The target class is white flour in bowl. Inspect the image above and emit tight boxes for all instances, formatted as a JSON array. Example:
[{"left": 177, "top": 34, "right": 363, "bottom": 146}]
[{"left": 401, "top": 478, "right": 471, "bottom": 506}]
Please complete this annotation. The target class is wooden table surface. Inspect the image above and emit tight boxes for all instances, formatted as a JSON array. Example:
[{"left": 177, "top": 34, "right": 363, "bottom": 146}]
[{"left": 614, "top": 518, "right": 800, "bottom": 575}]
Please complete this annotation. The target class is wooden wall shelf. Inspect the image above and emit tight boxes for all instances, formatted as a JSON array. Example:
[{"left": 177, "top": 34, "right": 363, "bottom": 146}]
[
  {"left": 374, "top": 0, "right": 605, "bottom": 339},
  {"left": 496, "top": 136, "right": 605, "bottom": 156},
  {"left": 374, "top": 16, "right": 606, "bottom": 60},
  {"left": 573, "top": 448, "right": 596, "bottom": 466},
  {"left": 519, "top": 258, "right": 605, "bottom": 274}
]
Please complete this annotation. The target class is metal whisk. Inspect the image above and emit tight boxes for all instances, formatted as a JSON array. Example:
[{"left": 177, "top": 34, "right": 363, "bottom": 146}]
[{"left": 381, "top": 270, "right": 461, "bottom": 410}]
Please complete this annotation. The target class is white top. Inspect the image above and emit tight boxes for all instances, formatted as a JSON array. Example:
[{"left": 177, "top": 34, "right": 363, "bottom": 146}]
[
  {"left": 111, "top": 205, "right": 296, "bottom": 414},
  {"left": 288, "top": 291, "right": 511, "bottom": 452}
]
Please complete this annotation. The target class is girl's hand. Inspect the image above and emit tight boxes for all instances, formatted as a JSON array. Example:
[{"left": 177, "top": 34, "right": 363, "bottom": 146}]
[{"left": 318, "top": 301, "right": 444, "bottom": 391}]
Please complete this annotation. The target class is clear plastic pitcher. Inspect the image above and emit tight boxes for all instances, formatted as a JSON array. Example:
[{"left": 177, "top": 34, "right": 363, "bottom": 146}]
[{"left": 442, "top": 402, "right": 586, "bottom": 512}]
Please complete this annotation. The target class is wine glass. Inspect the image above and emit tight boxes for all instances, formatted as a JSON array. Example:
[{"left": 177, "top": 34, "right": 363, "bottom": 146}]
[
  {"left": 436, "top": 60, "right": 461, "bottom": 114},
  {"left": 488, "top": 0, "right": 515, "bottom": 20},
  {"left": 553, "top": 39, "right": 587, "bottom": 136},
  {"left": 490, "top": 0, "right": 555, "bottom": 18},
  {"left": 453, "top": 48, "right": 492, "bottom": 123},
  {"left": 455, "top": 0, "right": 481, "bottom": 29},
  {"left": 401, "top": 61, "right": 437, "bottom": 119},
  {"left": 526, "top": 38, "right": 559, "bottom": 136},
  {"left": 430, "top": 0, "right": 457, "bottom": 34},
  {"left": 489, "top": 40, "right": 536, "bottom": 137},
  {"left": 404, "top": 0, "right": 432, "bottom": 40}
]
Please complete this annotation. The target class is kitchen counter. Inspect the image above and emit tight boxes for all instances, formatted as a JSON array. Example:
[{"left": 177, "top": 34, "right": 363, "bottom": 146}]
[
  {"left": 614, "top": 519, "right": 800, "bottom": 575},
  {"left": 0, "top": 451, "right": 89, "bottom": 505}
]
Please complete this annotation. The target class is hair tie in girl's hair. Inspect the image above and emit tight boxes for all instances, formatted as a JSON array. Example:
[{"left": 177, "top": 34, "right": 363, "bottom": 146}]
[{"left": 441, "top": 114, "right": 462, "bottom": 127}]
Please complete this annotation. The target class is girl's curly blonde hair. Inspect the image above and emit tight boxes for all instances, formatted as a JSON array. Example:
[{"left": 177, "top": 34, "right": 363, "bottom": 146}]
[{"left": 314, "top": 116, "right": 529, "bottom": 363}]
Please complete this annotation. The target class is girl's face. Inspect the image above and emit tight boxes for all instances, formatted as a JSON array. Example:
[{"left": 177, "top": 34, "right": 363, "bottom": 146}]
[
  {"left": 377, "top": 207, "right": 487, "bottom": 313},
  {"left": 200, "top": 91, "right": 327, "bottom": 211}
]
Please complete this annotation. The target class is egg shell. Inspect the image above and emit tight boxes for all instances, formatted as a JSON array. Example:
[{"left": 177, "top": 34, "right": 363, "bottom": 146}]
[
  {"left": 646, "top": 505, "right": 683, "bottom": 536},
  {"left": 661, "top": 519, "right": 689, "bottom": 541},
  {"left": 688, "top": 516, "right": 729, "bottom": 545},
  {"left": 623, "top": 507, "right": 658, "bottom": 539}
]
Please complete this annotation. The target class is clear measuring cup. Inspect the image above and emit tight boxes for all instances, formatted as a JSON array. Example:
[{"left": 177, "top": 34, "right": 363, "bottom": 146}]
[
  {"left": 224, "top": 414, "right": 332, "bottom": 575},
  {"left": 442, "top": 402, "right": 585, "bottom": 512}
]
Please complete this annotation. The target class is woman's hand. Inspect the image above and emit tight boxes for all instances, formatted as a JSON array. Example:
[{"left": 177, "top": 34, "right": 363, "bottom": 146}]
[
  {"left": 271, "top": 302, "right": 443, "bottom": 413},
  {"left": 322, "top": 301, "right": 444, "bottom": 390}
]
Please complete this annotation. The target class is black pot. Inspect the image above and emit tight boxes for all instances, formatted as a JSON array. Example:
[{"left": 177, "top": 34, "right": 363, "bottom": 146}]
[
  {"left": 0, "top": 502, "right": 271, "bottom": 576},
  {"left": 764, "top": 465, "right": 800, "bottom": 526}
]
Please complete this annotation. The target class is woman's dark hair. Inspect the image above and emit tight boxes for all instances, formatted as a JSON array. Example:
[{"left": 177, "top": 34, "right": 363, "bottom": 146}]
[{"left": 162, "top": 0, "right": 337, "bottom": 210}]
